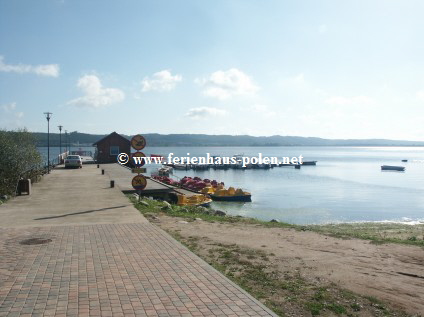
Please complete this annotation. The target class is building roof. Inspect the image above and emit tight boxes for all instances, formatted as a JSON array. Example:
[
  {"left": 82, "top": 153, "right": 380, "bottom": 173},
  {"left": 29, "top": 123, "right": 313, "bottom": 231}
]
[{"left": 93, "top": 132, "right": 130, "bottom": 146}]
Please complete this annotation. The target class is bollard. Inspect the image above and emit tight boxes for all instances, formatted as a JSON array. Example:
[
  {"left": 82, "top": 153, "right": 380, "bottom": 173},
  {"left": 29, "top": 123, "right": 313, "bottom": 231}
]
[
  {"left": 102, "top": 169, "right": 105, "bottom": 175},
  {"left": 110, "top": 180, "right": 115, "bottom": 188},
  {"left": 97, "top": 164, "right": 99, "bottom": 168}
]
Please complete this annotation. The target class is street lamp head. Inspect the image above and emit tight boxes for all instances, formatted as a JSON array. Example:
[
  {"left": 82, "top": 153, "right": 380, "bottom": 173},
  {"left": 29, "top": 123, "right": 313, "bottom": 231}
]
[
  {"left": 58, "top": 125, "right": 63, "bottom": 132},
  {"left": 44, "top": 112, "right": 52, "bottom": 121}
]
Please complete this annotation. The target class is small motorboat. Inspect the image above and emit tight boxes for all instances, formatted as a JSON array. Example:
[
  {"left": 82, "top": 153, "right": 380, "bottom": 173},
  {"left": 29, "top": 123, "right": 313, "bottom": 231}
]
[
  {"left": 381, "top": 165, "right": 405, "bottom": 171},
  {"left": 302, "top": 160, "right": 317, "bottom": 165},
  {"left": 401, "top": 159, "right": 408, "bottom": 162},
  {"left": 231, "top": 154, "right": 245, "bottom": 169},
  {"left": 158, "top": 166, "right": 173, "bottom": 176},
  {"left": 70, "top": 149, "right": 95, "bottom": 164}
]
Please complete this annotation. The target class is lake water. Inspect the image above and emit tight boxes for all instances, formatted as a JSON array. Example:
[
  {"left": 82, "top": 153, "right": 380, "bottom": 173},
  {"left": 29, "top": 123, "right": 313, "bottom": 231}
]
[
  {"left": 38, "top": 146, "right": 96, "bottom": 163},
  {"left": 38, "top": 146, "right": 424, "bottom": 225}
]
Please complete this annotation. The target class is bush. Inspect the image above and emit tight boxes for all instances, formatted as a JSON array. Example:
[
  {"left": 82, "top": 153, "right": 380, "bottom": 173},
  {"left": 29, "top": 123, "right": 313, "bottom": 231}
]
[{"left": 0, "top": 129, "right": 42, "bottom": 196}]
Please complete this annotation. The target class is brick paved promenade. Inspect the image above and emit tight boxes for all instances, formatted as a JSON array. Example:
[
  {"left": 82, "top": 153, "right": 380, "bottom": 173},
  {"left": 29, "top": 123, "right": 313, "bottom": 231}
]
[{"left": 0, "top": 165, "right": 277, "bottom": 316}]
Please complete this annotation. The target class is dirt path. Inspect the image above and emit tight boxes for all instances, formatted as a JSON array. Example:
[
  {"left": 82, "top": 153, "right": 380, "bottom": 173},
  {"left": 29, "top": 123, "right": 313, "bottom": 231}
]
[{"left": 157, "top": 216, "right": 424, "bottom": 315}]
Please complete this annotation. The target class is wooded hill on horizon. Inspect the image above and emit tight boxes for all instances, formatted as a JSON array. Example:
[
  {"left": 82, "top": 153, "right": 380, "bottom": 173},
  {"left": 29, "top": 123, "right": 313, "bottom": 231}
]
[{"left": 30, "top": 131, "right": 424, "bottom": 147}]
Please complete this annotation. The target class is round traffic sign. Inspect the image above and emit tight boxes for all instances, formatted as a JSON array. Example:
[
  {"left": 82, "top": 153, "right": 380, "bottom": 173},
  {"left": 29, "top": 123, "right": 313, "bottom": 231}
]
[
  {"left": 131, "top": 134, "right": 146, "bottom": 150},
  {"left": 132, "top": 175, "right": 147, "bottom": 191},
  {"left": 131, "top": 152, "right": 146, "bottom": 167}
]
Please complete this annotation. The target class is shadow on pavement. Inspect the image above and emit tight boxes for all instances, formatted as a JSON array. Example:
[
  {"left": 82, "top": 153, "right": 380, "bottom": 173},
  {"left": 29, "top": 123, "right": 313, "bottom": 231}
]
[{"left": 33, "top": 205, "right": 128, "bottom": 220}]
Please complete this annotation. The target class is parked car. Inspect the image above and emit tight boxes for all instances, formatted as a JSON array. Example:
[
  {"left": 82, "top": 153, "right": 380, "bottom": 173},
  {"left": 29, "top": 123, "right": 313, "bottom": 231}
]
[{"left": 65, "top": 155, "right": 83, "bottom": 168}]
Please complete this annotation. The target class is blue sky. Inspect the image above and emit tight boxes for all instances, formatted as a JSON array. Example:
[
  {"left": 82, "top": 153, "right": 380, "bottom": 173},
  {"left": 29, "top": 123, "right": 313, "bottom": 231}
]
[{"left": 1, "top": 0, "right": 424, "bottom": 140}]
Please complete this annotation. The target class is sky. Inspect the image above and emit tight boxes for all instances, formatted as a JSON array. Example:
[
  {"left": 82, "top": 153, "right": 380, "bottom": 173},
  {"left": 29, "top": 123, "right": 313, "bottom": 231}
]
[{"left": 1, "top": 0, "right": 424, "bottom": 140}]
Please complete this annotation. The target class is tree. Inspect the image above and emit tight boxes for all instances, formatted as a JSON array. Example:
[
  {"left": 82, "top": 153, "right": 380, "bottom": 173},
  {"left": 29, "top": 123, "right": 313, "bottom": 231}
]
[{"left": 0, "top": 129, "right": 42, "bottom": 196}]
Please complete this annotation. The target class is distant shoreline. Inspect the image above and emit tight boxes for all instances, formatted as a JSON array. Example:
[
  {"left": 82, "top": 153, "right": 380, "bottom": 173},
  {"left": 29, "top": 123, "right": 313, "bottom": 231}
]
[
  {"left": 36, "top": 144, "right": 424, "bottom": 148},
  {"left": 28, "top": 131, "right": 424, "bottom": 147}
]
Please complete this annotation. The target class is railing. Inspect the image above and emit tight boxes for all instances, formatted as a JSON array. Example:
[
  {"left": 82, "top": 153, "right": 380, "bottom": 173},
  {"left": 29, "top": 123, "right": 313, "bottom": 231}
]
[
  {"left": 44, "top": 151, "right": 69, "bottom": 169},
  {"left": 4, "top": 152, "right": 70, "bottom": 197},
  {"left": 13, "top": 164, "right": 45, "bottom": 195}
]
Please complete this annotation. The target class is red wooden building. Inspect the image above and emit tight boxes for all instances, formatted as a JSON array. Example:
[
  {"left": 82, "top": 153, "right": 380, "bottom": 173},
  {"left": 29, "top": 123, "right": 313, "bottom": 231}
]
[{"left": 93, "top": 132, "right": 130, "bottom": 163}]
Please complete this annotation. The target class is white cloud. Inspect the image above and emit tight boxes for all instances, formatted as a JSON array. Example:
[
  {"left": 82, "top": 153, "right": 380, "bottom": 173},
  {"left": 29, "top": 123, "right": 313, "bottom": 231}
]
[
  {"left": 0, "top": 56, "right": 59, "bottom": 77},
  {"left": 1, "top": 102, "right": 24, "bottom": 125},
  {"left": 416, "top": 90, "right": 424, "bottom": 101},
  {"left": 141, "top": 70, "right": 182, "bottom": 92},
  {"left": 2, "top": 102, "right": 16, "bottom": 112},
  {"left": 325, "top": 95, "right": 375, "bottom": 106},
  {"left": 196, "top": 68, "right": 259, "bottom": 100},
  {"left": 185, "top": 107, "right": 227, "bottom": 119},
  {"left": 67, "top": 75, "right": 125, "bottom": 108}
]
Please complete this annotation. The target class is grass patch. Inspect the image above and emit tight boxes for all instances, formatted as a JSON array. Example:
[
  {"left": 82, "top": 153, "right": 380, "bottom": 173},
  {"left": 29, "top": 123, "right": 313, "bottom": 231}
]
[
  {"left": 129, "top": 195, "right": 424, "bottom": 248},
  {"left": 129, "top": 196, "right": 413, "bottom": 316},
  {"left": 308, "top": 222, "right": 424, "bottom": 247},
  {"left": 128, "top": 194, "right": 296, "bottom": 227},
  {"left": 305, "top": 302, "right": 325, "bottom": 316},
  {"left": 167, "top": 235, "right": 407, "bottom": 317}
]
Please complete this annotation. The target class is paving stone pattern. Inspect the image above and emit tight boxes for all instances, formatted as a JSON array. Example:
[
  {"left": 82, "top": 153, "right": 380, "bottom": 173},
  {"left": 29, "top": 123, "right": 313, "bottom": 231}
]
[{"left": 0, "top": 223, "right": 277, "bottom": 317}]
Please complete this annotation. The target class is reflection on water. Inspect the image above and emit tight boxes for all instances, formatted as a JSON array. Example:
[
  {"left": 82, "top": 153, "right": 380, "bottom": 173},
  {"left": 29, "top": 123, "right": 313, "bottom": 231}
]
[
  {"left": 38, "top": 146, "right": 96, "bottom": 163},
  {"left": 145, "top": 146, "right": 424, "bottom": 225}
]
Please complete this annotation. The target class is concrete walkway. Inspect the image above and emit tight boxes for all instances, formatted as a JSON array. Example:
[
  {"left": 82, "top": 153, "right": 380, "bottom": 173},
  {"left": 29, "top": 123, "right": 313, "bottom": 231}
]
[
  {"left": 0, "top": 165, "right": 276, "bottom": 316},
  {"left": 0, "top": 165, "right": 145, "bottom": 228}
]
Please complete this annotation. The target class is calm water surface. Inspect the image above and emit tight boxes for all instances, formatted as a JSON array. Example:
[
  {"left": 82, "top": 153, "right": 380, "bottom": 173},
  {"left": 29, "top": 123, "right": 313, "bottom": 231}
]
[{"left": 38, "top": 146, "right": 424, "bottom": 225}]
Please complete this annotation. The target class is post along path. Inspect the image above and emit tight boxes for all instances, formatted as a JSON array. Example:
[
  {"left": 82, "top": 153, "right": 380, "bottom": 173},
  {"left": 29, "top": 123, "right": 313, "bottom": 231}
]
[{"left": 0, "top": 164, "right": 276, "bottom": 316}]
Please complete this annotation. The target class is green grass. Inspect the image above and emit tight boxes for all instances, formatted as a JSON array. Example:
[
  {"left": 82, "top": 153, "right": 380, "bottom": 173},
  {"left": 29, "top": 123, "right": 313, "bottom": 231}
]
[
  {"left": 308, "top": 222, "right": 424, "bottom": 247},
  {"left": 168, "top": 237, "right": 406, "bottom": 317},
  {"left": 128, "top": 195, "right": 296, "bottom": 227},
  {"left": 129, "top": 196, "right": 412, "bottom": 316},
  {"left": 129, "top": 195, "right": 424, "bottom": 247},
  {"left": 305, "top": 302, "right": 325, "bottom": 316}
]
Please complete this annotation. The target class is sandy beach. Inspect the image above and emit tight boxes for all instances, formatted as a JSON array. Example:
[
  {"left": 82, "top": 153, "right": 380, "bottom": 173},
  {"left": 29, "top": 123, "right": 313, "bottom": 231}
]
[{"left": 145, "top": 211, "right": 424, "bottom": 316}]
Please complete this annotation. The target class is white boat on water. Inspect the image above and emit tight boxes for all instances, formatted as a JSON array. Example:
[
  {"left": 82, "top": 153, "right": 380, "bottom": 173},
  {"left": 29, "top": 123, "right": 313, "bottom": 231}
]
[
  {"left": 70, "top": 149, "right": 95, "bottom": 164},
  {"left": 157, "top": 165, "right": 173, "bottom": 176},
  {"left": 232, "top": 154, "right": 245, "bottom": 169},
  {"left": 381, "top": 165, "right": 405, "bottom": 171}
]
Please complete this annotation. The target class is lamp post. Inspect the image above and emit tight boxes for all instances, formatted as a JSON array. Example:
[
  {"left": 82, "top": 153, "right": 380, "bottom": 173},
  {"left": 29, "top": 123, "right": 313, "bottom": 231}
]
[
  {"left": 44, "top": 112, "right": 52, "bottom": 173},
  {"left": 65, "top": 130, "right": 68, "bottom": 152},
  {"left": 58, "top": 125, "right": 63, "bottom": 164},
  {"left": 58, "top": 125, "right": 63, "bottom": 153}
]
